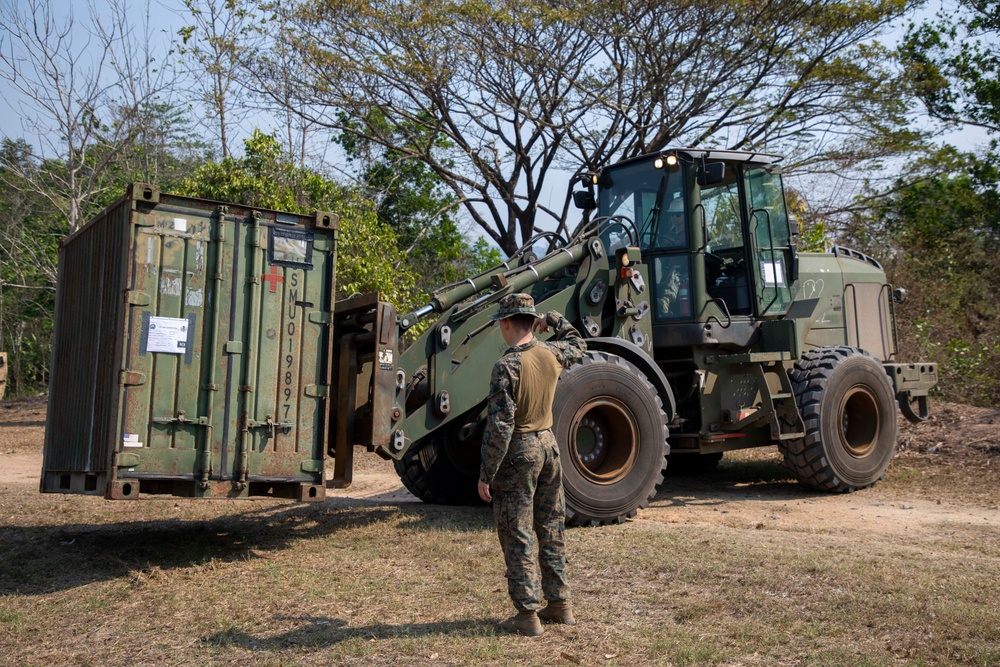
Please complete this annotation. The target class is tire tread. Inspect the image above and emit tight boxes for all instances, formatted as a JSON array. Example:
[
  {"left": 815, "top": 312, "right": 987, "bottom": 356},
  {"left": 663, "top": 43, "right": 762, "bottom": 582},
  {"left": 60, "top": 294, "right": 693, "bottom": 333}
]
[{"left": 779, "top": 346, "right": 896, "bottom": 493}]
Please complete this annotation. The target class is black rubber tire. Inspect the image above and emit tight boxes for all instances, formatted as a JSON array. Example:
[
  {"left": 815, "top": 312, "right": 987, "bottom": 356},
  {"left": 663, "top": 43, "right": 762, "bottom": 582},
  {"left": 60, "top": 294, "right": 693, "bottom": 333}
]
[
  {"left": 393, "top": 414, "right": 485, "bottom": 506},
  {"left": 666, "top": 452, "right": 723, "bottom": 476},
  {"left": 552, "top": 351, "right": 670, "bottom": 526},
  {"left": 780, "top": 346, "right": 898, "bottom": 492}
]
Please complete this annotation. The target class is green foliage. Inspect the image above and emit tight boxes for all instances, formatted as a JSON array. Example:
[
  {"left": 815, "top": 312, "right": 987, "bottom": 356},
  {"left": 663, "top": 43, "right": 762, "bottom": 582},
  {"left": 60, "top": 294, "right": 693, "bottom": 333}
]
[
  {"left": 784, "top": 187, "right": 828, "bottom": 253},
  {"left": 87, "top": 102, "right": 214, "bottom": 213},
  {"left": 872, "top": 152, "right": 1000, "bottom": 406},
  {"left": 468, "top": 237, "right": 503, "bottom": 275},
  {"left": 178, "top": 130, "right": 420, "bottom": 309},
  {"left": 175, "top": 0, "right": 257, "bottom": 158},
  {"left": 0, "top": 139, "right": 61, "bottom": 396},
  {"left": 337, "top": 112, "right": 493, "bottom": 293},
  {"left": 798, "top": 220, "right": 827, "bottom": 253},
  {"left": 901, "top": 0, "right": 1000, "bottom": 133},
  {"left": 260, "top": 0, "right": 923, "bottom": 253}
]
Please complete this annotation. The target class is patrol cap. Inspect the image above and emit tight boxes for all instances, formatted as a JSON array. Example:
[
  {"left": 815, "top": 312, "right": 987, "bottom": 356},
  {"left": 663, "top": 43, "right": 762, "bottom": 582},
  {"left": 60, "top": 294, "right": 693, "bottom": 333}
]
[{"left": 491, "top": 292, "right": 543, "bottom": 321}]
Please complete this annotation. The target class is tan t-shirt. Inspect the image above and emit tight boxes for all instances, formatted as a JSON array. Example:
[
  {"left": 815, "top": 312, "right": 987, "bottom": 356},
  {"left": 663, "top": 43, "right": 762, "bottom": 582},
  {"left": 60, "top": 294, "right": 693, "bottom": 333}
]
[{"left": 512, "top": 343, "right": 565, "bottom": 433}]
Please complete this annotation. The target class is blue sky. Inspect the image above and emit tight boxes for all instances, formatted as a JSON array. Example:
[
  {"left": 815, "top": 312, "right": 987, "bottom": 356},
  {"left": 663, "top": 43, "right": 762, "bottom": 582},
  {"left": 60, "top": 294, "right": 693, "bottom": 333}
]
[{"left": 0, "top": 0, "right": 992, "bottom": 245}]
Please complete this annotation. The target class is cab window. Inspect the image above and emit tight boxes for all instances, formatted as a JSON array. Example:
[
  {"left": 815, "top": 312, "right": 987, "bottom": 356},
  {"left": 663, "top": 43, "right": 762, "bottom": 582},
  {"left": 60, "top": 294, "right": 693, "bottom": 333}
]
[
  {"left": 744, "top": 167, "right": 793, "bottom": 315},
  {"left": 599, "top": 161, "right": 684, "bottom": 254},
  {"left": 701, "top": 169, "right": 752, "bottom": 316}
]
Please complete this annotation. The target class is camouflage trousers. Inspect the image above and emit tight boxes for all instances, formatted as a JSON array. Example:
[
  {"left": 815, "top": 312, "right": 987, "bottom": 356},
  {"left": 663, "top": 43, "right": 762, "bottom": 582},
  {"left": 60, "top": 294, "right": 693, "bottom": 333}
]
[{"left": 490, "top": 430, "right": 569, "bottom": 612}]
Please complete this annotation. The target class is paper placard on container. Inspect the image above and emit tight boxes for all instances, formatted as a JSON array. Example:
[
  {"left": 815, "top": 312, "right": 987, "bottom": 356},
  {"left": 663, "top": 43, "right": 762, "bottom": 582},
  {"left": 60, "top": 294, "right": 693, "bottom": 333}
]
[{"left": 146, "top": 316, "right": 189, "bottom": 354}]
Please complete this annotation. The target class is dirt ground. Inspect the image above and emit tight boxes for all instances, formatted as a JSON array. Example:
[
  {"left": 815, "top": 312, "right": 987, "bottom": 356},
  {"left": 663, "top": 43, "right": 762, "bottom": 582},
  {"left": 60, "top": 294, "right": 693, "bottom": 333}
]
[
  {"left": 2, "top": 395, "right": 1000, "bottom": 666},
  {"left": 3, "top": 395, "right": 998, "bottom": 536}
]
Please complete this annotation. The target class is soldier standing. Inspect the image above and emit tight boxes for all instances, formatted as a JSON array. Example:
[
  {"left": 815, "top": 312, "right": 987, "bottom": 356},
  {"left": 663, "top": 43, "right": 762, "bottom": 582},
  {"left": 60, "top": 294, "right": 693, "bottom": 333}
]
[{"left": 478, "top": 293, "right": 587, "bottom": 636}]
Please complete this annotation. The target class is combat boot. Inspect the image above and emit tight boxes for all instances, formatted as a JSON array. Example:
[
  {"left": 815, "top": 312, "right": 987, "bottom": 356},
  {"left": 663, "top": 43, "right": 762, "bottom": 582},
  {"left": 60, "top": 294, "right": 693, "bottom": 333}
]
[
  {"left": 500, "top": 610, "right": 544, "bottom": 636},
  {"left": 538, "top": 600, "right": 576, "bottom": 625}
]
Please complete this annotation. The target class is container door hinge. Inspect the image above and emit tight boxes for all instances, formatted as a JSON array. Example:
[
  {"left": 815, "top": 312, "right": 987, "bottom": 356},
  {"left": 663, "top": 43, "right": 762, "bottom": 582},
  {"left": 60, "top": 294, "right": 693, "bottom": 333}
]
[
  {"left": 304, "top": 385, "right": 328, "bottom": 398},
  {"left": 225, "top": 341, "right": 243, "bottom": 354},
  {"left": 127, "top": 291, "right": 151, "bottom": 306},
  {"left": 308, "top": 311, "right": 332, "bottom": 325},
  {"left": 119, "top": 370, "right": 146, "bottom": 386}
]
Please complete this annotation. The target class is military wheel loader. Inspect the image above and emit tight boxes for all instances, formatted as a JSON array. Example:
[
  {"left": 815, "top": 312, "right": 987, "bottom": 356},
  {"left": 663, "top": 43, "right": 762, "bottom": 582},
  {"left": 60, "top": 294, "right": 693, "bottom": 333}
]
[
  {"left": 41, "top": 149, "right": 937, "bottom": 526},
  {"left": 334, "top": 148, "right": 938, "bottom": 526}
]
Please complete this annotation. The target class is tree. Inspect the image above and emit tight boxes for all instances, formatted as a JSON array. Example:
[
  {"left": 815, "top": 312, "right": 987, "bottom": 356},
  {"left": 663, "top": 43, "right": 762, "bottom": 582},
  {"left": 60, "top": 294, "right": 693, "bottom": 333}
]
[
  {"left": 178, "top": 130, "right": 421, "bottom": 308},
  {"left": 0, "top": 0, "right": 174, "bottom": 233},
  {"left": 846, "top": 149, "right": 1000, "bottom": 405},
  {"left": 96, "top": 102, "right": 213, "bottom": 198},
  {"left": 0, "top": 139, "right": 61, "bottom": 395},
  {"left": 901, "top": 0, "right": 1000, "bottom": 134},
  {"left": 250, "top": 0, "right": 920, "bottom": 255},
  {"left": 337, "top": 112, "right": 499, "bottom": 291},
  {"left": 176, "top": 0, "right": 257, "bottom": 159}
]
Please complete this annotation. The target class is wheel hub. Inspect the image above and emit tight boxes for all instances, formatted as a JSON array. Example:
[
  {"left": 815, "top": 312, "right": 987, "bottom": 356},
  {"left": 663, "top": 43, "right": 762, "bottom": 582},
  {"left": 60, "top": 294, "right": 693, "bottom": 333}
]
[
  {"left": 839, "top": 385, "right": 881, "bottom": 458},
  {"left": 569, "top": 398, "right": 639, "bottom": 484},
  {"left": 575, "top": 416, "right": 606, "bottom": 465}
]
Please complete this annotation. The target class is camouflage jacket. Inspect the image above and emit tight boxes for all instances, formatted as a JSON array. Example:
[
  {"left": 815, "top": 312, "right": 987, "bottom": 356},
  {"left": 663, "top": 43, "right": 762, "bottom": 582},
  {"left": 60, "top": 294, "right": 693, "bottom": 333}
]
[{"left": 480, "top": 311, "right": 587, "bottom": 485}]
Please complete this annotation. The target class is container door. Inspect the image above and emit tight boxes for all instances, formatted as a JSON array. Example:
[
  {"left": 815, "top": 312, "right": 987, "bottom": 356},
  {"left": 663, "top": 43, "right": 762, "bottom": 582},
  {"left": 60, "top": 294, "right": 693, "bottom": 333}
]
[
  {"left": 229, "top": 218, "right": 334, "bottom": 497},
  {"left": 118, "top": 205, "right": 222, "bottom": 494}
]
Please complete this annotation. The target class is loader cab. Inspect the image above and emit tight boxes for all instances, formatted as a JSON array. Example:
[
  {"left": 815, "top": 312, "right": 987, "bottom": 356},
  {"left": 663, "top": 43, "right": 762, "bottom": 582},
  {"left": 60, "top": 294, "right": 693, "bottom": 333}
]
[{"left": 591, "top": 149, "right": 797, "bottom": 331}]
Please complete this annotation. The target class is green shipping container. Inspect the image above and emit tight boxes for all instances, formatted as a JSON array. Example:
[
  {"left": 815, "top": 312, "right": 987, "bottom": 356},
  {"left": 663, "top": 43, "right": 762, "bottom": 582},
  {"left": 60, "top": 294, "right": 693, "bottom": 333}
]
[{"left": 41, "top": 184, "right": 339, "bottom": 501}]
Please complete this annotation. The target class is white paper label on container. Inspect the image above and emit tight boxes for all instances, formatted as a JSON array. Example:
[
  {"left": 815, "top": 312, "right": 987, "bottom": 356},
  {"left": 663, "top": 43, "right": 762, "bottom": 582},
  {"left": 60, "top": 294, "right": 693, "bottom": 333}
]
[
  {"left": 123, "top": 433, "right": 143, "bottom": 448},
  {"left": 173, "top": 217, "right": 188, "bottom": 232},
  {"left": 147, "top": 316, "right": 189, "bottom": 354}
]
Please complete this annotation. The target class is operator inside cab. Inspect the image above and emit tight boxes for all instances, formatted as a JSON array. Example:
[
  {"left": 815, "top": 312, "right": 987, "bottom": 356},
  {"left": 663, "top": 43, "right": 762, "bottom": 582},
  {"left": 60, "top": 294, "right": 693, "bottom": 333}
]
[{"left": 593, "top": 150, "right": 794, "bottom": 327}]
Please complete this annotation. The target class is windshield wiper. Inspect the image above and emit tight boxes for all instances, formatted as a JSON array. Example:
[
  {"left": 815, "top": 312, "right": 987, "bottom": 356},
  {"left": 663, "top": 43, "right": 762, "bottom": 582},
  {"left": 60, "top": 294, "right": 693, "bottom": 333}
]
[{"left": 639, "top": 172, "right": 670, "bottom": 247}]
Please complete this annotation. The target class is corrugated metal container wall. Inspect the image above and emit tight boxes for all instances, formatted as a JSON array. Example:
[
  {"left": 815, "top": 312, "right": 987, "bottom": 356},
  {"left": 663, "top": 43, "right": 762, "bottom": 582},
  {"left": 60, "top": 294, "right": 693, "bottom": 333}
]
[{"left": 42, "top": 183, "right": 339, "bottom": 501}]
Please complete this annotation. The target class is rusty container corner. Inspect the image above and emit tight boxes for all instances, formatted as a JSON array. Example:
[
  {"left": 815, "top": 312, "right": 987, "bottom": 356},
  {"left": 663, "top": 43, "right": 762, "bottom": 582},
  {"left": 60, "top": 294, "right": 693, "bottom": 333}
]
[{"left": 41, "top": 183, "right": 339, "bottom": 502}]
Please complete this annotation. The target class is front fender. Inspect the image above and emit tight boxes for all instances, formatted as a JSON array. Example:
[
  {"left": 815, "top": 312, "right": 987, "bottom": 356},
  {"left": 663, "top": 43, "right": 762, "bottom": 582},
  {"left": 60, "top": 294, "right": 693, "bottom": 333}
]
[{"left": 586, "top": 336, "right": 676, "bottom": 422}]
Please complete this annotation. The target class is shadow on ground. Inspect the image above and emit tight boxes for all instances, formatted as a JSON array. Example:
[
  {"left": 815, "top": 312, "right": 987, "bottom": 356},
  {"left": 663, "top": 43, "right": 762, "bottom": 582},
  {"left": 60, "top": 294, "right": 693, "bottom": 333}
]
[
  {"left": 0, "top": 499, "right": 493, "bottom": 596},
  {"left": 1, "top": 456, "right": 815, "bottom": 596},
  {"left": 0, "top": 419, "right": 46, "bottom": 428},
  {"left": 658, "top": 456, "right": 812, "bottom": 501},
  {"left": 204, "top": 616, "right": 497, "bottom": 650}
]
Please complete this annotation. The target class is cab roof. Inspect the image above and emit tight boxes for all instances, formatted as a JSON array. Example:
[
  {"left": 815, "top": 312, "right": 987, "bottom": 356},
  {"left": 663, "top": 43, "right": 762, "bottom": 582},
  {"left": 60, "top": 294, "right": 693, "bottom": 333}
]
[{"left": 610, "top": 147, "right": 785, "bottom": 169}]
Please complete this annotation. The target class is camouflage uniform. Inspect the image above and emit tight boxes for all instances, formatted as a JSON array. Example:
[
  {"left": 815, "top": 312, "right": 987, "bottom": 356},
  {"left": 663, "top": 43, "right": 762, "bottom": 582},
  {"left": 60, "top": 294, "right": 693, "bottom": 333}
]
[
  {"left": 656, "top": 206, "right": 686, "bottom": 315},
  {"left": 481, "top": 301, "right": 587, "bottom": 613},
  {"left": 658, "top": 263, "right": 682, "bottom": 316}
]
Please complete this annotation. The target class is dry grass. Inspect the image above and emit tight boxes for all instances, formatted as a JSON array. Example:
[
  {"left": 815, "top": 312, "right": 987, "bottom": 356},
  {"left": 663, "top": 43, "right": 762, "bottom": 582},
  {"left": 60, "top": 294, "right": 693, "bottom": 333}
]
[{"left": 2, "top": 400, "right": 999, "bottom": 666}]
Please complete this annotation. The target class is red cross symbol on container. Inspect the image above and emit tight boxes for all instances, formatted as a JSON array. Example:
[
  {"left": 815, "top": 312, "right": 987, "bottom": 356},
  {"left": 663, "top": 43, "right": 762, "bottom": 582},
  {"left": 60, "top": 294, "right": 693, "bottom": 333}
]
[{"left": 262, "top": 265, "right": 284, "bottom": 293}]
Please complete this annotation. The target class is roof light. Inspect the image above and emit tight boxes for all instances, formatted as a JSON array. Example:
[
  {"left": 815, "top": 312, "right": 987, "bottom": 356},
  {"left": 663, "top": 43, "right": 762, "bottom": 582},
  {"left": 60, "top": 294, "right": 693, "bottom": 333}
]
[{"left": 654, "top": 154, "right": 679, "bottom": 169}]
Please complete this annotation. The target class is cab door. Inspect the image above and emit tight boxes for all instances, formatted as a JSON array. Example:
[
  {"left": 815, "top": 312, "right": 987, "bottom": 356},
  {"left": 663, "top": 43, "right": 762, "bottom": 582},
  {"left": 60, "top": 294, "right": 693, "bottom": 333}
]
[{"left": 744, "top": 166, "right": 795, "bottom": 317}]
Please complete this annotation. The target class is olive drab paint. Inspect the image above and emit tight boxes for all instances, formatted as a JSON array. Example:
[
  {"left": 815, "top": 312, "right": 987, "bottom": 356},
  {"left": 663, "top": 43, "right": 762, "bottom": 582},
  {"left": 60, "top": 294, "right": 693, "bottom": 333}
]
[{"left": 41, "top": 184, "right": 339, "bottom": 501}]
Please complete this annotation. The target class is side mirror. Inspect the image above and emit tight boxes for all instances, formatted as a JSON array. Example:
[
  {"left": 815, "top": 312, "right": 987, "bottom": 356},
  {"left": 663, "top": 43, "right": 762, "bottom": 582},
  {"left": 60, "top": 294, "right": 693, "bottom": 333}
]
[
  {"left": 697, "top": 162, "right": 726, "bottom": 186},
  {"left": 573, "top": 190, "right": 597, "bottom": 211}
]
